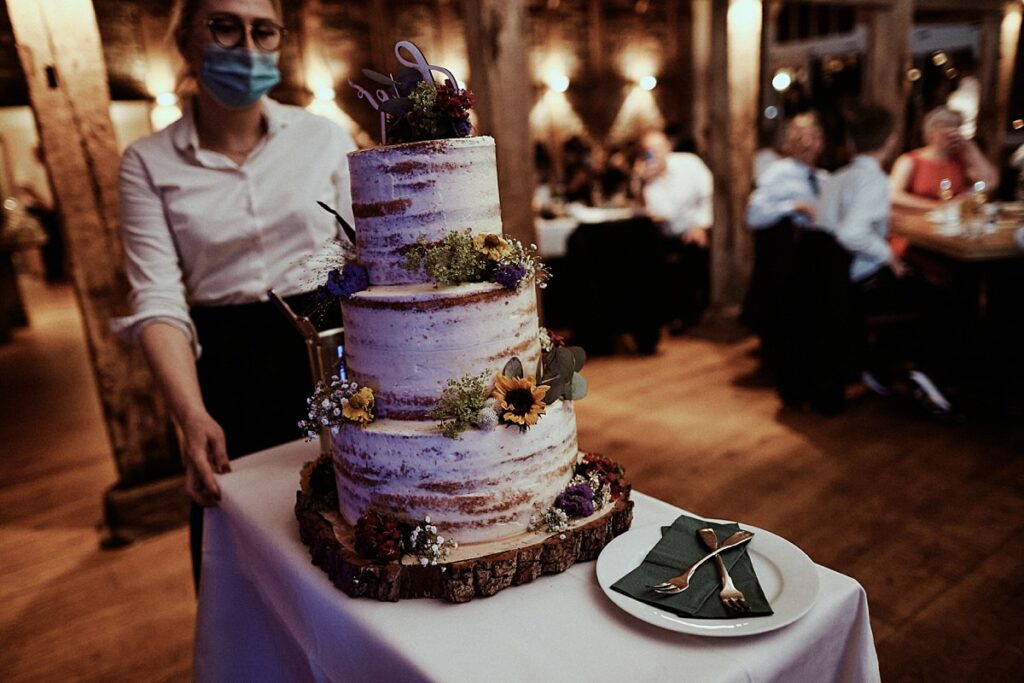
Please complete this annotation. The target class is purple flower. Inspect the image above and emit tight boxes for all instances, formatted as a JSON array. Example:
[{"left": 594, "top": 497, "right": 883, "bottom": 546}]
[
  {"left": 338, "top": 264, "right": 369, "bottom": 297},
  {"left": 318, "top": 264, "right": 369, "bottom": 300},
  {"left": 495, "top": 262, "right": 528, "bottom": 289},
  {"left": 555, "top": 483, "right": 595, "bottom": 518},
  {"left": 453, "top": 117, "right": 472, "bottom": 137}
]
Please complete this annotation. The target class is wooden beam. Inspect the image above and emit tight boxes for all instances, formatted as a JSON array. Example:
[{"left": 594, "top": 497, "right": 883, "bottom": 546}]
[
  {"left": 692, "top": 0, "right": 712, "bottom": 155},
  {"left": 7, "top": 0, "right": 180, "bottom": 540},
  {"left": 977, "top": 2, "right": 1022, "bottom": 158},
  {"left": 461, "top": 0, "right": 536, "bottom": 247},
  {"left": 863, "top": 0, "right": 912, "bottom": 144},
  {"left": 699, "top": 0, "right": 761, "bottom": 307}
]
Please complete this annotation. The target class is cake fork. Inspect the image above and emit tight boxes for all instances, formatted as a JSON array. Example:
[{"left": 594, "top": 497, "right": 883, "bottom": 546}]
[
  {"left": 698, "top": 527, "right": 750, "bottom": 612},
  {"left": 650, "top": 529, "right": 754, "bottom": 594}
]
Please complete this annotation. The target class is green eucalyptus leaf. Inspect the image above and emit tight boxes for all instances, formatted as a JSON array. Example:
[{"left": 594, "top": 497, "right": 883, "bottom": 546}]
[
  {"left": 362, "top": 69, "right": 395, "bottom": 87},
  {"left": 551, "top": 348, "right": 576, "bottom": 380},
  {"left": 379, "top": 97, "right": 413, "bottom": 115},
  {"left": 569, "top": 346, "right": 587, "bottom": 371},
  {"left": 502, "top": 357, "right": 524, "bottom": 379},
  {"left": 541, "top": 376, "right": 564, "bottom": 405},
  {"left": 567, "top": 373, "right": 588, "bottom": 401}
]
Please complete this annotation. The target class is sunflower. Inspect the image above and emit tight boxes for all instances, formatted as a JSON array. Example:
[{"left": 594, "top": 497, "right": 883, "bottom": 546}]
[
  {"left": 491, "top": 374, "right": 549, "bottom": 427},
  {"left": 343, "top": 387, "right": 375, "bottom": 424},
  {"left": 473, "top": 233, "right": 512, "bottom": 261}
]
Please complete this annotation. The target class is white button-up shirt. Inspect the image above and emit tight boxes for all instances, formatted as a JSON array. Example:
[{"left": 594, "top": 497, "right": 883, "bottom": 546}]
[
  {"left": 642, "top": 152, "right": 714, "bottom": 237},
  {"left": 817, "top": 155, "right": 892, "bottom": 282},
  {"left": 112, "top": 97, "right": 356, "bottom": 354}
]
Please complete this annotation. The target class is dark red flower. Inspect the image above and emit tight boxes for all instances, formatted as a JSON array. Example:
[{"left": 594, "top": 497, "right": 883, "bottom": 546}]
[{"left": 575, "top": 452, "right": 626, "bottom": 500}]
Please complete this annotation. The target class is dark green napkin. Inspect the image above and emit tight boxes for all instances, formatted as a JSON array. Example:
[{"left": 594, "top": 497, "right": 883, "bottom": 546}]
[{"left": 611, "top": 514, "right": 773, "bottom": 618}]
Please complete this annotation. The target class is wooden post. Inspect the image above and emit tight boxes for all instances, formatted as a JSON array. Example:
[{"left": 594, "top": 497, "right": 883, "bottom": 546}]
[
  {"left": 863, "top": 0, "right": 912, "bottom": 144},
  {"left": 461, "top": 0, "right": 536, "bottom": 247},
  {"left": 7, "top": 0, "right": 183, "bottom": 543},
  {"left": 976, "top": 2, "right": 1022, "bottom": 159},
  {"left": 691, "top": 0, "right": 712, "bottom": 156},
  {"left": 697, "top": 0, "right": 761, "bottom": 308}
]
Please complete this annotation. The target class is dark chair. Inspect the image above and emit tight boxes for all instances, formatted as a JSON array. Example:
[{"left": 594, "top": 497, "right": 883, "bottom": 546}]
[
  {"left": 563, "top": 217, "right": 663, "bottom": 354},
  {"left": 741, "top": 217, "right": 801, "bottom": 370},
  {"left": 777, "top": 229, "right": 861, "bottom": 414}
]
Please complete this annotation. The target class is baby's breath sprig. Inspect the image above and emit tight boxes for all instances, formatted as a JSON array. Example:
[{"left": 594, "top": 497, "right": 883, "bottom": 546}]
[
  {"left": 408, "top": 516, "right": 459, "bottom": 566},
  {"left": 298, "top": 374, "right": 375, "bottom": 439}
]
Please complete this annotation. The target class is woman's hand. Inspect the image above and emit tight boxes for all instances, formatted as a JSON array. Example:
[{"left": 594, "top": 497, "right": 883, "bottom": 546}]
[
  {"left": 181, "top": 410, "right": 230, "bottom": 506},
  {"left": 138, "top": 321, "right": 233, "bottom": 506}
]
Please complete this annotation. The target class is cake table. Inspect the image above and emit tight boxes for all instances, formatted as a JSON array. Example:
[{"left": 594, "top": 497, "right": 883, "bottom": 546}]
[{"left": 194, "top": 440, "right": 881, "bottom": 682}]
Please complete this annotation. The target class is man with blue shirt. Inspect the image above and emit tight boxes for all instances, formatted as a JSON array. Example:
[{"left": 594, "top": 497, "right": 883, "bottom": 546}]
[
  {"left": 743, "top": 114, "right": 829, "bottom": 363},
  {"left": 818, "top": 106, "right": 953, "bottom": 415}
]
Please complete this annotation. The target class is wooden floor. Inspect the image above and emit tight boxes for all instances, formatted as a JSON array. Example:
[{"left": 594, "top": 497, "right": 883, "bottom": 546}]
[{"left": 1, "top": 276, "right": 1022, "bottom": 682}]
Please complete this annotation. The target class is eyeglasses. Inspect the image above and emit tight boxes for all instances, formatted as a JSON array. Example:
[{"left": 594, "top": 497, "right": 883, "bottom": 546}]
[{"left": 205, "top": 15, "right": 286, "bottom": 52}]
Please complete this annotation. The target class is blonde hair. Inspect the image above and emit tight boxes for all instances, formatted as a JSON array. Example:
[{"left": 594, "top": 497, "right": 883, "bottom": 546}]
[{"left": 922, "top": 106, "right": 963, "bottom": 139}]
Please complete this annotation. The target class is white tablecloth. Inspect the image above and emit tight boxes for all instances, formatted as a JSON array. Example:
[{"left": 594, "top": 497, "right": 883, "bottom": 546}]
[{"left": 194, "top": 441, "right": 880, "bottom": 682}]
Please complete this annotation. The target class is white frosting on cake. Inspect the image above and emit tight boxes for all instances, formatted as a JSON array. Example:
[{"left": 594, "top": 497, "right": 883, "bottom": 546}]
[
  {"left": 341, "top": 280, "right": 541, "bottom": 419},
  {"left": 333, "top": 401, "right": 579, "bottom": 544},
  {"left": 348, "top": 136, "right": 503, "bottom": 286},
  {"left": 332, "top": 135, "right": 586, "bottom": 550}
]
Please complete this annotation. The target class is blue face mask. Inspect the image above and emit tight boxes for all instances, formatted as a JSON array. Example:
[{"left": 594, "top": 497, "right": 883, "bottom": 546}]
[{"left": 200, "top": 44, "right": 281, "bottom": 108}]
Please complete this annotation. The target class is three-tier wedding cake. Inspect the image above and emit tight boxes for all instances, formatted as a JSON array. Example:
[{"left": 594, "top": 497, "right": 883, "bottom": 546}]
[{"left": 295, "top": 43, "right": 632, "bottom": 602}]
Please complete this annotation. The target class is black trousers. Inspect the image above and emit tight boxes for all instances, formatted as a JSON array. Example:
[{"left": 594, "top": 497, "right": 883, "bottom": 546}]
[
  {"left": 661, "top": 237, "right": 710, "bottom": 329},
  {"left": 188, "top": 292, "right": 340, "bottom": 589}
]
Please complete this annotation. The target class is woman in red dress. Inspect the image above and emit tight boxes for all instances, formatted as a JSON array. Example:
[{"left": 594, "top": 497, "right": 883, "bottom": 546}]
[{"left": 890, "top": 106, "right": 998, "bottom": 211}]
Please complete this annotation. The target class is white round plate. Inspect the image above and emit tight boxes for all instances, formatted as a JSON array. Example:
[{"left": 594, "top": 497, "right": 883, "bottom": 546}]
[{"left": 596, "top": 522, "right": 820, "bottom": 637}]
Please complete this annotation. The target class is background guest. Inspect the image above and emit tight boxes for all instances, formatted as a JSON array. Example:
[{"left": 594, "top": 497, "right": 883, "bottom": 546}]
[
  {"left": 635, "top": 129, "right": 713, "bottom": 333},
  {"left": 742, "top": 113, "right": 828, "bottom": 368},
  {"left": 112, "top": 0, "right": 355, "bottom": 586},
  {"left": 890, "top": 106, "right": 998, "bottom": 211},
  {"left": 818, "top": 106, "right": 953, "bottom": 415}
]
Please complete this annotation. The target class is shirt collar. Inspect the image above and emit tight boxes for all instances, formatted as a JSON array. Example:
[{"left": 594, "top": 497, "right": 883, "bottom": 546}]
[
  {"left": 852, "top": 154, "right": 882, "bottom": 172},
  {"left": 171, "top": 96, "right": 289, "bottom": 155}
]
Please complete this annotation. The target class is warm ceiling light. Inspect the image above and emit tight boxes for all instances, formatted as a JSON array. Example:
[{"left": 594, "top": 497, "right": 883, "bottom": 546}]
[
  {"left": 932, "top": 51, "right": 948, "bottom": 66},
  {"left": 1012, "top": 119, "right": 1024, "bottom": 130},
  {"left": 771, "top": 69, "right": 793, "bottom": 92},
  {"left": 907, "top": 68, "right": 922, "bottom": 82},
  {"left": 638, "top": 75, "right": 657, "bottom": 91}
]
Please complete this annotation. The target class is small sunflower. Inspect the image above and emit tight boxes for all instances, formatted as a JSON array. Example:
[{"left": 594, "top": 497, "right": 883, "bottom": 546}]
[
  {"left": 492, "top": 374, "right": 549, "bottom": 428},
  {"left": 473, "top": 233, "right": 512, "bottom": 261},
  {"left": 343, "top": 387, "right": 375, "bottom": 424}
]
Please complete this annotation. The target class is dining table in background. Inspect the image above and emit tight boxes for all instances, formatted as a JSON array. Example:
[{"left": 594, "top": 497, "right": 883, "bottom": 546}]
[
  {"left": 890, "top": 204, "right": 1024, "bottom": 412},
  {"left": 194, "top": 440, "right": 881, "bottom": 683},
  {"left": 890, "top": 204, "right": 1024, "bottom": 263}
]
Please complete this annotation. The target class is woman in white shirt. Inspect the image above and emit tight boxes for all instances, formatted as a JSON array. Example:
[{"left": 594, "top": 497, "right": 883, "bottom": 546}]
[{"left": 114, "top": 0, "right": 355, "bottom": 584}]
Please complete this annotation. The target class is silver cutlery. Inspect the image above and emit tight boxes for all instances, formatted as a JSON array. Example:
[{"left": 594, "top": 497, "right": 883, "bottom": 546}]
[
  {"left": 649, "top": 529, "right": 754, "bottom": 595},
  {"left": 698, "top": 528, "right": 751, "bottom": 612}
]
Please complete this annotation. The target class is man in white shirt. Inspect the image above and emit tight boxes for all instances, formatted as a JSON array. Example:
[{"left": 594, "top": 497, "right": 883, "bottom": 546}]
[{"left": 637, "top": 130, "right": 713, "bottom": 332}]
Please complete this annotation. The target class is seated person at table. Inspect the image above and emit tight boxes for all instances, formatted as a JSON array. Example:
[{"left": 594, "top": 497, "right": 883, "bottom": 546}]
[
  {"left": 890, "top": 106, "right": 998, "bottom": 211},
  {"left": 636, "top": 129, "right": 713, "bottom": 333},
  {"left": 818, "top": 106, "right": 953, "bottom": 414},
  {"left": 742, "top": 113, "right": 829, "bottom": 365}
]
